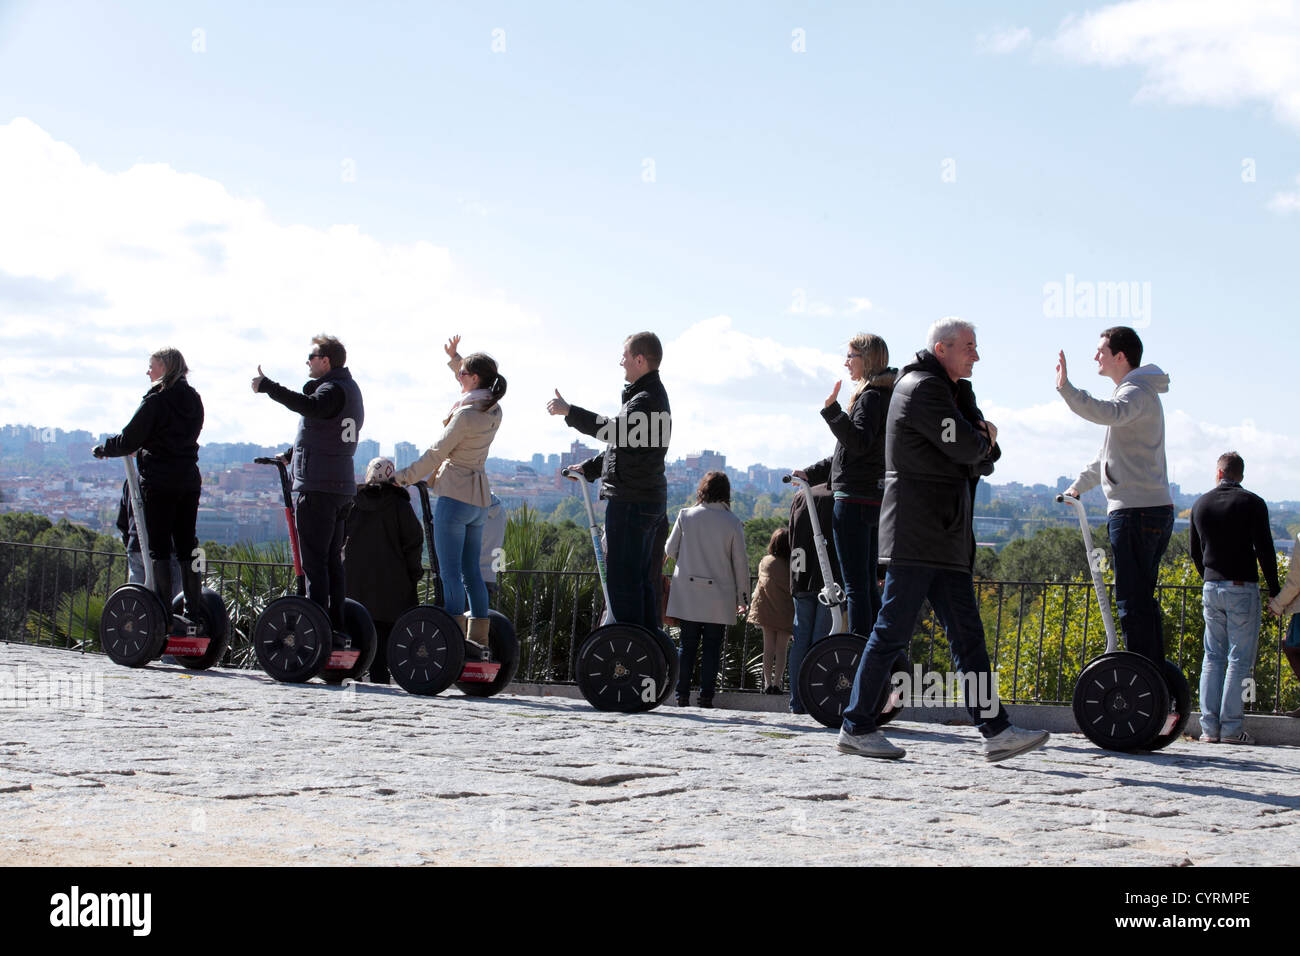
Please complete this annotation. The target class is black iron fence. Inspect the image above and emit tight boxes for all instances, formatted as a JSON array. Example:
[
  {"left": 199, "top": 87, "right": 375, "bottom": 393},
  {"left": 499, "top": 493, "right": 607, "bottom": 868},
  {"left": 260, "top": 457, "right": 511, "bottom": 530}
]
[{"left": 2, "top": 539, "right": 1296, "bottom": 712}]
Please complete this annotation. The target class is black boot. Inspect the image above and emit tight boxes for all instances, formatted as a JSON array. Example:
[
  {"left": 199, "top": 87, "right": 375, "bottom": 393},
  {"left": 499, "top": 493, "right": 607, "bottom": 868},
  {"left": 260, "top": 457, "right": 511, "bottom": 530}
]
[
  {"left": 178, "top": 563, "right": 207, "bottom": 635},
  {"left": 151, "top": 559, "right": 174, "bottom": 610}
]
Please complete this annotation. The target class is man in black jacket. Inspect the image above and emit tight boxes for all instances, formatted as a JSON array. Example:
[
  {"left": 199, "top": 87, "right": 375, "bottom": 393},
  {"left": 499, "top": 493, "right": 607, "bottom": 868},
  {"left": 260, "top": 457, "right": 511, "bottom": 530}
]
[
  {"left": 252, "top": 334, "right": 364, "bottom": 629},
  {"left": 548, "top": 332, "right": 671, "bottom": 628},
  {"left": 836, "top": 318, "right": 1049, "bottom": 761},
  {"left": 1190, "top": 452, "right": 1280, "bottom": 745}
]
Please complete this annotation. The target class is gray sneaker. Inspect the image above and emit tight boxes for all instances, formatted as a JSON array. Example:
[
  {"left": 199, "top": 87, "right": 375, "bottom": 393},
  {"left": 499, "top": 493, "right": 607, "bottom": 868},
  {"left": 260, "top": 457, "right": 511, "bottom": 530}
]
[
  {"left": 1221, "top": 730, "right": 1256, "bottom": 745},
  {"left": 984, "top": 725, "right": 1050, "bottom": 762},
  {"left": 836, "top": 728, "right": 905, "bottom": 760}
]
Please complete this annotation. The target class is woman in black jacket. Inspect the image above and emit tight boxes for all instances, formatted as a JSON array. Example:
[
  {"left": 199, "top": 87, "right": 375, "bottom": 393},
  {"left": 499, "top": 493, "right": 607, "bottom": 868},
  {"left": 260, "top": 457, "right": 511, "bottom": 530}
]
[
  {"left": 343, "top": 458, "right": 424, "bottom": 683},
  {"left": 94, "top": 348, "right": 205, "bottom": 623},
  {"left": 800, "top": 333, "right": 896, "bottom": 637}
]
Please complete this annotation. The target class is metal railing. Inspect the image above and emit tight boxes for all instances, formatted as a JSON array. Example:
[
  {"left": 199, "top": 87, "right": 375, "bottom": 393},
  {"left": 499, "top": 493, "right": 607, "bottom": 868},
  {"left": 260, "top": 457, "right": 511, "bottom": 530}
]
[{"left": 1, "top": 539, "right": 1296, "bottom": 712}]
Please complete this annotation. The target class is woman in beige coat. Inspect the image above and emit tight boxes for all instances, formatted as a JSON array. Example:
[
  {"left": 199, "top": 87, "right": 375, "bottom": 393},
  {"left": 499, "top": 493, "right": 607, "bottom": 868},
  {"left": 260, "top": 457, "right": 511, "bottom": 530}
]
[
  {"left": 395, "top": 336, "right": 506, "bottom": 652},
  {"left": 748, "top": 527, "right": 794, "bottom": 694},
  {"left": 665, "top": 471, "right": 750, "bottom": 707}
]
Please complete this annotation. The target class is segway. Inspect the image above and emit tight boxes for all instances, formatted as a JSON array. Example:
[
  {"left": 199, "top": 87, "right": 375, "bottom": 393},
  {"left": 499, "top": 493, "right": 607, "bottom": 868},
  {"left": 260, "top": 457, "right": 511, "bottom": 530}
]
[
  {"left": 564, "top": 467, "right": 677, "bottom": 713},
  {"left": 99, "top": 457, "right": 230, "bottom": 670},
  {"left": 386, "top": 481, "right": 520, "bottom": 697},
  {"left": 788, "top": 474, "right": 907, "bottom": 730},
  {"left": 251, "top": 456, "right": 377, "bottom": 684},
  {"left": 1057, "top": 493, "right": 1190, "bottom": 751}
]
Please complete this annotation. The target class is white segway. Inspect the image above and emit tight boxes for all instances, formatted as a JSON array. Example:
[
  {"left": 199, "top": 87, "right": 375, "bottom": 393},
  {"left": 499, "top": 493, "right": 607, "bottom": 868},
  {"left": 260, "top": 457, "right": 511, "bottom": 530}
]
[
  {"left": 98, "top": 457, "right": 230, "bottom": 670},
  {"left": 564, "top": 467, "right": 677, "bottom": 713},
  {"left": 1057, "top": 493, "right": 1189, "bottom": 751},
  {"left": 788, "top": 474, "right": 907, "bottom": 730}
]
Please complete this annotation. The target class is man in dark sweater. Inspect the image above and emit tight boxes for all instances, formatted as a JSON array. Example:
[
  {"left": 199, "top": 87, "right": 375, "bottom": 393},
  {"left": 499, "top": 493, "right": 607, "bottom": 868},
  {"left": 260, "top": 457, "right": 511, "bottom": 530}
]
[
  {"left": 548, "top": 332, "right": 670, "bottom": 629},
  {"left": 252, "top": 334, "right": 365, "bottom": 629},
  {"left": 1190, "top": 451, "right": 1280, "bottom": 745}
]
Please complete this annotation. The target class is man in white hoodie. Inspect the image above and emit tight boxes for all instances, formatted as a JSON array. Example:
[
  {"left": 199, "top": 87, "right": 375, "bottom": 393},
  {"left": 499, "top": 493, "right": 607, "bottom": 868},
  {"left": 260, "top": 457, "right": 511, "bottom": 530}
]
[{"left": 1056, "top": 326, "right": 1173, "bottom": 664}]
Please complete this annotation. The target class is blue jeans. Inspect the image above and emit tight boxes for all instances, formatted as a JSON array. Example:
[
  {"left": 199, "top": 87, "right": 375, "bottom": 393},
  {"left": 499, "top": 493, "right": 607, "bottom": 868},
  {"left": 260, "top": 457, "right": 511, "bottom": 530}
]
[
  {"left": 1108, "top": 505, "right": 1174, "bottom": 663},
  {"left": 604, "top": 499, "right": 666, "bottom": 629},
  {"left": 841, "top": 565, "right": 1010, "bottom": 738},
  {"left": 1198, "top": 581, "right": 1261, "bottom": 738},
  {"left": 432, "top": 496, "right": 489, "bottom": 618},
  {"left": 677, "top": 620, "right": 725, "bottom": 700},
  {"left": 833, "top": 499, "right": 881, "bottom": 637},
  {"left": 788, "top": 591, "right": 833, "bottom": 712}
]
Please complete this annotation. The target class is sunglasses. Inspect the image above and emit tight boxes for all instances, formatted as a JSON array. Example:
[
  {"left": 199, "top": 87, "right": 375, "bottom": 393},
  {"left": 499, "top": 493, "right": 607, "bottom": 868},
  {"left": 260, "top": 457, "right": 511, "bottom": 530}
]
[{"left": 308, "top": 352, "right": 325, "bottom": 361}]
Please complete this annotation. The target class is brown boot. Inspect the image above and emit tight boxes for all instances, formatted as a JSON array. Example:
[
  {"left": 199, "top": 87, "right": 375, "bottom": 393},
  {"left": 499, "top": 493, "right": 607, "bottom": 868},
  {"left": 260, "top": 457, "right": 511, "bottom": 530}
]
[{"left": 467, "top": 617, "right": 492, "bottom": 661}]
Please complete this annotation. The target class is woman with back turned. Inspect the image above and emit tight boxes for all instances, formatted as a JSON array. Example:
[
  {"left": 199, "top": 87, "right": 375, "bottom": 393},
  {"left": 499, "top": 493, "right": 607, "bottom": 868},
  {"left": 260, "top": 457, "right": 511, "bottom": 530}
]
[{"left": 395, "top": 336, "right": 506, "bottom": 656}]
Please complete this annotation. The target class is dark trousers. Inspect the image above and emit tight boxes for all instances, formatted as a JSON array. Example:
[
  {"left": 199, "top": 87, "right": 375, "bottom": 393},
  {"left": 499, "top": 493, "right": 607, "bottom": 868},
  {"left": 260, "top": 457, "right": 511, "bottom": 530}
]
[
  {"left": 141, "top": 486, "right": 199, "bottom": 564},
  {"left": 833, "top": 499, "right": 881, "bottom": 637},
  {"left": 841, "top": 565, "right": 1010, "bottom": 738},
  {"left": 1108, "top": 505, "right": 1174, "bottom": 663},
  {"left": 369, "top": 619, "right": 392, "bottom": 684},
  {"left": 296, "top": 491, "right": 353, "bottom": 629},
  {"left": 677, "top": 620, "right": 726, "bottom": 700},
  {"left": 605, "top": 499, "right": 666, "bottom": 628}
]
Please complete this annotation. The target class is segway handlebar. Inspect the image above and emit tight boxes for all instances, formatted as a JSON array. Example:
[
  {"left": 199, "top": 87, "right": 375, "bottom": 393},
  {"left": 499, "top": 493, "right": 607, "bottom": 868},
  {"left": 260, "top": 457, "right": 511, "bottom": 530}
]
[
  {"left": 784, "top": 473, "right": 846, "bottom": 632},
  {"left": 254, "top": 456, "right": 304, "bottom": 585},
  {"left": 1056, "top": 493, "right": 1118, "bottom": 653},
  {"left": 561, "top": 466, "right": 614, "bottom": 621},
  {"left": 120, "top": 456, "right": 156, "bottom": 593}
]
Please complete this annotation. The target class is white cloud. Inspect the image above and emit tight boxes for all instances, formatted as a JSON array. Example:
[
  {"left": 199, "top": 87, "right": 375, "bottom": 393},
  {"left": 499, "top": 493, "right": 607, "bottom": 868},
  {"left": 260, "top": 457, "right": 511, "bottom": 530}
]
[
  {"left": 847, "top": 297, "right": 873, "bottom": 313},
  {"left": 1048, "top": 0, "right": 1300, "bottom": 130},
  {"left": 1268, "top": 173, "right": 1300, "bottom": 212},
  {"left": 977, "top": 27, "right": 1033, "bottom": 55}
]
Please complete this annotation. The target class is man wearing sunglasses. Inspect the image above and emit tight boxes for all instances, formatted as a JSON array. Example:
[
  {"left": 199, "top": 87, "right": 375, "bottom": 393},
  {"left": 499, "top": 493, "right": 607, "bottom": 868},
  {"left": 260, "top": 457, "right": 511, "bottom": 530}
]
[{"left": 252, "top": 335, "right": 365, "bottom": 629}]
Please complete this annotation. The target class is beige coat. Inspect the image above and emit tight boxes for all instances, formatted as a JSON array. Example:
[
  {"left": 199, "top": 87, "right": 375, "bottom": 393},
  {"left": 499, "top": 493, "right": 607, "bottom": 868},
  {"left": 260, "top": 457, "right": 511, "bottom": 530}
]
[
  {"left": 665, "top": 502, "right": 750, "bottom": 626},
  {"left": 747, "top": 554, "right": 794, "bottom": 631},
  {"left": 1271, "top": 533, "right": 1300, "bottom": 617},
  {"left": 395, "top": 359, "right": 501, "bottom": 507}
]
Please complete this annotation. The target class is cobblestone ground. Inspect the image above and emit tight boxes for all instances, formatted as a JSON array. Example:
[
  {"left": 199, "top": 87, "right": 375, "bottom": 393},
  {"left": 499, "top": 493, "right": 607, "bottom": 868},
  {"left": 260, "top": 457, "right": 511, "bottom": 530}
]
[{"left": 2, "top": 643, "right": 1298, "bottom": 866}]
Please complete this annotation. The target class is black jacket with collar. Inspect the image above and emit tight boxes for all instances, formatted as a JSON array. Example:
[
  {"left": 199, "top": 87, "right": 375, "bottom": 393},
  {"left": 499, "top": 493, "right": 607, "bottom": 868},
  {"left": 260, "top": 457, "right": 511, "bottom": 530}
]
[
  {"left": 804, "top": 370, "right": 897, "bottom": 501},
  {"left": 100, "top": 379, "right": 204, "bottom": 492},
  {"left": 567, "top": 369, "right": 671, "bottom": 504},
  {"left": 878, "top": 350, "right": 998, "bottom": 572}
]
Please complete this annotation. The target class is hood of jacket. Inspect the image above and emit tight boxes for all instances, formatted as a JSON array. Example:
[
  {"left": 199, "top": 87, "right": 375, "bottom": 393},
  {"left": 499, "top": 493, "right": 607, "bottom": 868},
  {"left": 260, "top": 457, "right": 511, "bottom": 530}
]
[
  {"left": 353, "top": 481, "right": 412, "bottom": 511},
  {"left": 1121, "top": 364, "right": 1169, "bottom": 396}
]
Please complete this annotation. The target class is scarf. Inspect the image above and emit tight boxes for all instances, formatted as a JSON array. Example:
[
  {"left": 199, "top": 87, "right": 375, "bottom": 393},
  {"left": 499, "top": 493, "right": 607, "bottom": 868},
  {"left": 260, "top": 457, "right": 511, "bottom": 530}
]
[{"left": 443, "top": 387, "right": 493, "bottom": 426}]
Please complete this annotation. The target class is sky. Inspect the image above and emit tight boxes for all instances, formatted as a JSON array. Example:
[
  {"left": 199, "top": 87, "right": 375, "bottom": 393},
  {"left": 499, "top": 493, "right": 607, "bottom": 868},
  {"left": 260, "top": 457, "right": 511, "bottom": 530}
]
[{"left": 0, "top": 0, "right": 1297, "bottom": 497}]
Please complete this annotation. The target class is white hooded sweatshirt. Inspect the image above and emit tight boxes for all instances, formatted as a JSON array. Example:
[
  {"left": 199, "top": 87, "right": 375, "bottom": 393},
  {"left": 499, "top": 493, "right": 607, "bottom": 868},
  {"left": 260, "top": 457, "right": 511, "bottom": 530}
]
[{"left": 1058, "top": 364, "right": 1172, "bottom": 512}]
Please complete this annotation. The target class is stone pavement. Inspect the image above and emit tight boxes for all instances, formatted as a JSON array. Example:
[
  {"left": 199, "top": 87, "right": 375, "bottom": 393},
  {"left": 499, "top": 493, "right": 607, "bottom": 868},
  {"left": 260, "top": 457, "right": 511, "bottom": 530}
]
[{"left": 2, "top": 642, "right": 1298, "bottom": 866}]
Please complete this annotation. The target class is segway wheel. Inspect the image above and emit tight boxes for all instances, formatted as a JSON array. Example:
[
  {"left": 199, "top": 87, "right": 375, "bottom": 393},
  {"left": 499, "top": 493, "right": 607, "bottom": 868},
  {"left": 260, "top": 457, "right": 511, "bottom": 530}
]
[
  {"left": 100, "top": 584, "right": 169, "bottom": 667},
  {"left": 389, "top": 605, "right": 465, "bottom": 696},
  {"left": 1072, "top": 651, "right": 1170, "bottom": 752},
  {"left": 875, "top": 652, "right": 911, "bottom": 727},
  {"left": 253, "top": 596, "right": 333, "bottom": 683},
  {"left": 798, "top": 633, "right": 867, "bottom": 730},
  {"left": 456, "top": 610, "right": 520, "bottom": 697},
  {"left": 1140, "top": 659, "right": 1191, "bottom": 752},
  {"left": 172, "top": 589, "right": 231, "bottom": 671},
  {"left": 649, "top": 627, "right": 680, "bottom": 706},
  {"left": 574, "top": 624, "right": 668, "bottom": 713},
  {"left": 322, "top": 599, "right": 378, "bottom": 684}
]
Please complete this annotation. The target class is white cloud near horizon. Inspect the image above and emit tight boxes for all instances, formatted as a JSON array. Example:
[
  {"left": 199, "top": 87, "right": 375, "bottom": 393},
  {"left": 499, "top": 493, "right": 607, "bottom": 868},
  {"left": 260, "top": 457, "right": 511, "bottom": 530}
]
[
  {"left": 1046, "top": 0, "right": 1300, "bottom": 131},
  {"left": 2, "top": 118, "right": 1296, "bottom": 499},
  {"left": 1269, "top": 173, "right": 1300, "bottom": 212}
]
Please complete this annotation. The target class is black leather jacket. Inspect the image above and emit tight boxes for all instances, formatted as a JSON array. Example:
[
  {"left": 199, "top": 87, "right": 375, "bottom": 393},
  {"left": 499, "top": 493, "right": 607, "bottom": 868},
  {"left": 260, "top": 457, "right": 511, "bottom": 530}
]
[{"left": 567, "top": 370, "right": 671, "bottom": 504}]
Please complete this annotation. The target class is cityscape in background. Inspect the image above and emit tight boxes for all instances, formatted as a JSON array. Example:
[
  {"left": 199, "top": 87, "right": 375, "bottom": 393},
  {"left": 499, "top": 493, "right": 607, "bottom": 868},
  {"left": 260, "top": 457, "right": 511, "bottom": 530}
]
[{"left": 2, "top": 422, "right": 1296, "bottom": 554}]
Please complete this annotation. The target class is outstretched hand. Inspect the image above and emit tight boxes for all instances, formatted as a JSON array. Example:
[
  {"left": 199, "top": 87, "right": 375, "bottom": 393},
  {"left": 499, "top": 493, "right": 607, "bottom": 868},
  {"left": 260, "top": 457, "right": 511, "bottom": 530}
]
[
  {"left": 547, "top": 389, "right": 571, "bottom": 417},
  {"left": 824, "top": 380, "right": 842, "bottom": 409},
  {"left": 1055, "top": 350, "right": 1068, "bottom": 390},
  {"left": 445, "top": 335, "right": 461, "bottom": 360}
]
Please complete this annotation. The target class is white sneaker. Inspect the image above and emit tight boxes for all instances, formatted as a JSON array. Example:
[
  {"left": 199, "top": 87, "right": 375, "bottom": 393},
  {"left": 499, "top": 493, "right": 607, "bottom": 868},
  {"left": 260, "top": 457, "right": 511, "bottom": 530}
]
[
  {"left": 836, "top": 728, "right": 905, "bottom": 760},
  {"left": 1221, "top": 730, "right": 1256, "bottom": 745},
  {"left": 984, "top": 725, "right": 1050, "bottom": 762}
]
